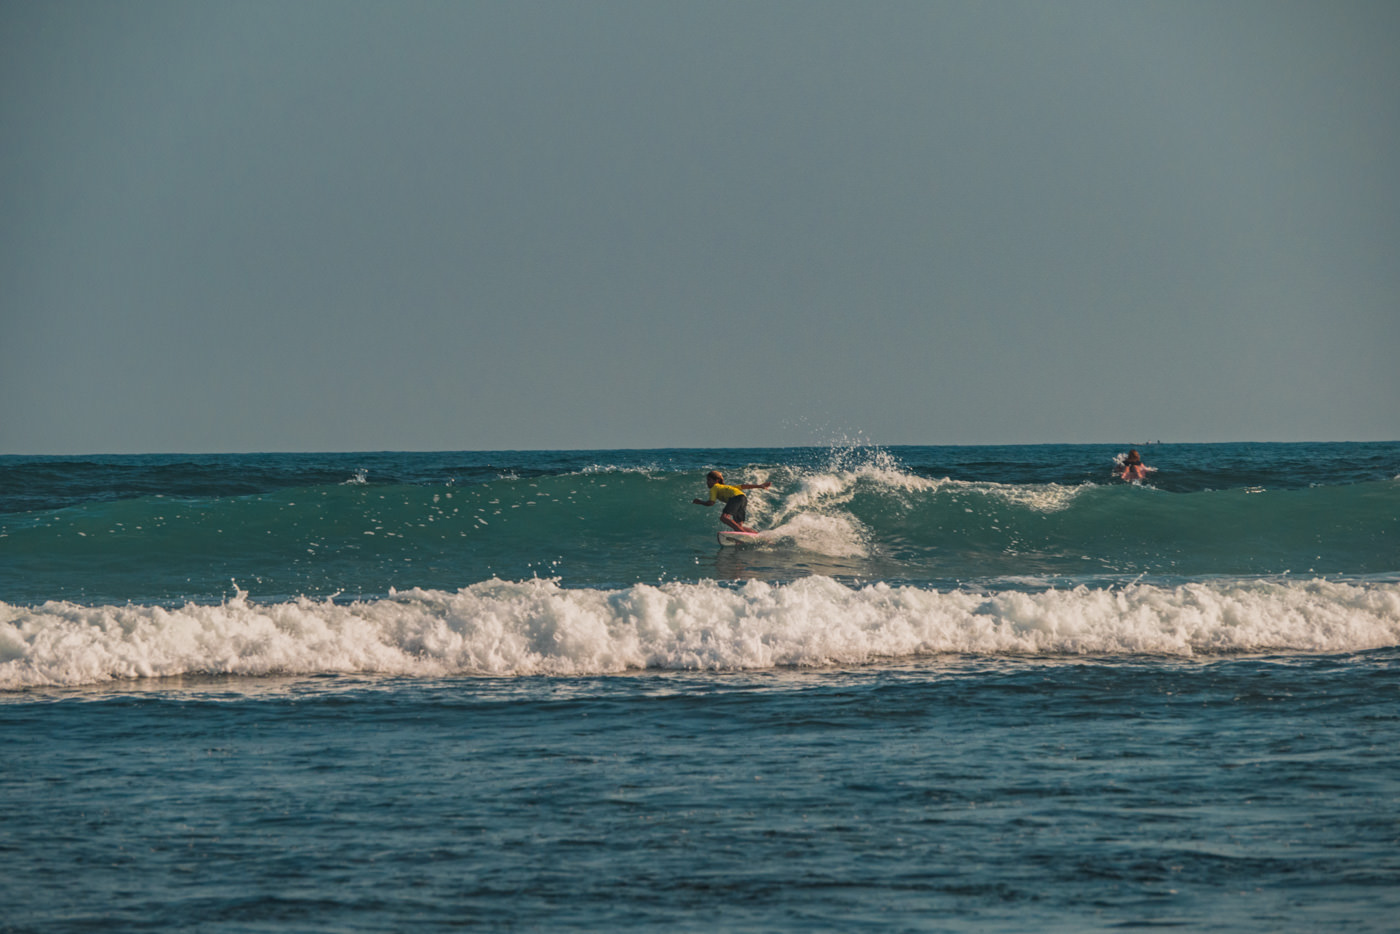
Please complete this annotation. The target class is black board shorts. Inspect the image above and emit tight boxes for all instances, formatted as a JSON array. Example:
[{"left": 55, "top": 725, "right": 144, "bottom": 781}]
[{"left": 721, "top": 494, "right": 748, "bottom": 523}]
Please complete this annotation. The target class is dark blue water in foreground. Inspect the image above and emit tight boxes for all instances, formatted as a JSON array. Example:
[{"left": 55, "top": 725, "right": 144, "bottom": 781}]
[{"left": 2, "top": 443, "right": 1398, "bottom": 931}]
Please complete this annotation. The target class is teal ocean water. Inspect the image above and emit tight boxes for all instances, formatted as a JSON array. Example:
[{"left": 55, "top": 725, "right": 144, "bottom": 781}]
[{"left": 3, "top": 443, "right": 1398, "bottom": 931}]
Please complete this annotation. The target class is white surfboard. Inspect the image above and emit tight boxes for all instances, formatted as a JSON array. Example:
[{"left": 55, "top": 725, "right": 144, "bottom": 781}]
[{"left": 716, "top": 529, "right": 764, "bottom": 547}]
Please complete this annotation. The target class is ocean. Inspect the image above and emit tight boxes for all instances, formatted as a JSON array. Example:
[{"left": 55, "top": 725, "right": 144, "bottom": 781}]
[{"left": 2, "top": 442, "right": 1398, "bottom": 931}]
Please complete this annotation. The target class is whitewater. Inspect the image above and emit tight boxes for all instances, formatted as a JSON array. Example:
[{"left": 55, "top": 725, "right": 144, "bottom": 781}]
[{"left": 5, "top": 576, "right": 1399, "bottom": 689}]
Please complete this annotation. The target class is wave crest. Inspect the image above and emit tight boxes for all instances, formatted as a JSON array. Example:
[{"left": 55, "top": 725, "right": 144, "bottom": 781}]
[{"left": 4, "top": 578, "right": 1398, "bottom": 689}]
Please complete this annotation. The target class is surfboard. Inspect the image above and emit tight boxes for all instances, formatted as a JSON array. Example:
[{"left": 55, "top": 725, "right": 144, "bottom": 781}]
[{"left": 717, "top": 529, "right": 763, "bottom": 547}]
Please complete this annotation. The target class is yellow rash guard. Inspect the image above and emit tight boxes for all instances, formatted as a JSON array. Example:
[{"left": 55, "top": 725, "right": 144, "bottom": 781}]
[{"left": 705, "top": 483, "right": 744, "bottom": 504}]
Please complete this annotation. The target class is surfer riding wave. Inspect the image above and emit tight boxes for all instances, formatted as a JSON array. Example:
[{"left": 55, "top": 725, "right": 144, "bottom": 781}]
[{"left": 692, "top": 470, "right": 771, "bottom": 533}]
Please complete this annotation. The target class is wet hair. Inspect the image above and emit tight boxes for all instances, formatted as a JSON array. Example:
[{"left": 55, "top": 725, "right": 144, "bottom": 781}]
[
  {"left": 1126, "top": 450, "right": 1141, "bottom": 464},
  {"left": 706, "top": 471, "right": 723, "bottom": 484}
]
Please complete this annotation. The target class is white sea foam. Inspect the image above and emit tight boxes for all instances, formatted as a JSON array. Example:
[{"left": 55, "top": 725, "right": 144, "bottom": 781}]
[
  {"left": 772, "top": 457, "right": 1086, "bottom": 528},
  {"left": 3, "top": 578, "right": 1398, "bottom": 689},
  {"left": 763, "top": 514, "right": 870, "bottom": 558},
  {"left": 954, "top": 478, "right": 1090, "bottom": 512}
]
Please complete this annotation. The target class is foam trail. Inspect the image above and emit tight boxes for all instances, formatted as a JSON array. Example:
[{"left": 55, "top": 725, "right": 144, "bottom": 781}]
[{"left": 3, "top": 578, "right": 1398, "bottom": 689}]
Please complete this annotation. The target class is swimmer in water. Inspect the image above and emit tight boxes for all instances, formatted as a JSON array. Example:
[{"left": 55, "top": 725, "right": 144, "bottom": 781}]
[{"left": 1119, "top": 449, "right": 1150, "bottom": 482}]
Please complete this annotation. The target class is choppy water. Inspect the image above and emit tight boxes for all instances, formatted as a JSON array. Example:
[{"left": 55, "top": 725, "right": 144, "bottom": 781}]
[{"left": 2, "top": 443, "right": 1398, "bottom": 931}]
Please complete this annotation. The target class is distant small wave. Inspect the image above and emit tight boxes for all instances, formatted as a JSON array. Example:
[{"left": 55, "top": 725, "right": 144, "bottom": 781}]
[{"left": 3, "top": 445, "right": 1396, "bottom": 609}]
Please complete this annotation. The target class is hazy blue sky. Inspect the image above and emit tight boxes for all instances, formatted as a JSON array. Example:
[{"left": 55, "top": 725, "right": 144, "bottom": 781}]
[{"left": 3, "top": 0, "right": 1397, "bottom": 453}]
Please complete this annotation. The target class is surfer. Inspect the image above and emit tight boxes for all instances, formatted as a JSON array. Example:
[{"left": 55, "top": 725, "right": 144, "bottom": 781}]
[
  {"left": 1118, "top": 449, "right": 1150, "bottom": 481},
  {"left": 692, "top": 471, "right": 771, "bottom": 533}
]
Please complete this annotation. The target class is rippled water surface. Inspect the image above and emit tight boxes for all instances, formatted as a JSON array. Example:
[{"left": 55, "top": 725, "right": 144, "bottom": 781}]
[{"left": 5, "top": 652, "right": 1398, "bottom": 932}]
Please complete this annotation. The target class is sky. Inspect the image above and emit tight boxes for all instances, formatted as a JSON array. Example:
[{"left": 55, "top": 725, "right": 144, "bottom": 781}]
[{"left": 2, "top": 0, "right": 1397, "bottom": 454}]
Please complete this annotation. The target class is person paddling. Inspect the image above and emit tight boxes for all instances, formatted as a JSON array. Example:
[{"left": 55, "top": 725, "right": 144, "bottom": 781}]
[
  {"left": 692, "top": 470, "right": 771, "bottom": 533},
  {"left": 1119, "top": 449, "right": 1150, "bottom": 481}
]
